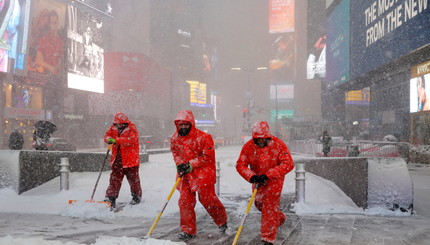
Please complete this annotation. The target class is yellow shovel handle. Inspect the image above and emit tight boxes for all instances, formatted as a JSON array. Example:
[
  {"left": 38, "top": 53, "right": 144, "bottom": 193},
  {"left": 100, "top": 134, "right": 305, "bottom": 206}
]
[
  {"left": 146, "top": 177, "right": 182, "bottom": 237},
  {"left": 232, "top": 187, "right": 258, "bottom": 245}
]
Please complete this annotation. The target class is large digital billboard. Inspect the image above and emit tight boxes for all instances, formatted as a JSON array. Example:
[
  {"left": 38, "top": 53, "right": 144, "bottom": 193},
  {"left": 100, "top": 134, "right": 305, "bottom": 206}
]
[
  {"left": 306, "top": 0, "right": 326, "bottom": 80},
  {"left": 270, "top": 34, "right": 295, "bottom": 82},
  {"left": 351, "top": 0, "right": 430, "bottom": 79},
  {"left": 26, "top": 0, "right": 66, "bottom": 82},
  {"left": 325, "top": 0, "right": 350, "bottom": 89},
  {"left": 410, "top": 61, "right": 430, "bottom": 113},
  {"left": 0, "top": 0, "right": 30, "bottom": 74},
  {"left": 269, "top": 0, "right": 295, "bottom": 33},
  {"left": 66, "top": 5, "right": 104, "bottom": 93}
]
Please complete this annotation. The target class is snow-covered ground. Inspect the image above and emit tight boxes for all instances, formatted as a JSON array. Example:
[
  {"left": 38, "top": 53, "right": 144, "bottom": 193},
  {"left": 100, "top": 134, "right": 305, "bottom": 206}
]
[{"left": 0, "top": 146, "right": 411, "bottom": 245}]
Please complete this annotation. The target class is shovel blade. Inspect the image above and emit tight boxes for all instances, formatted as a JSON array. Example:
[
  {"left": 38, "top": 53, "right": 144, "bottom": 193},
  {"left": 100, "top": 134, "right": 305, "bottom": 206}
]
[{"left": 68, "top": 199, "right": 111, "bottom": 207}]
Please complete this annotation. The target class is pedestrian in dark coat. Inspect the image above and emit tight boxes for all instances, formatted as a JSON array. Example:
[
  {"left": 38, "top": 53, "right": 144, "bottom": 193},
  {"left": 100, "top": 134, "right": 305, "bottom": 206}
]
[
  {"left": 9, "top": 130, "right": 24, "bottom": 150},
  {"left": 320, "top": 130, "right": 332, "bottom": 157}
]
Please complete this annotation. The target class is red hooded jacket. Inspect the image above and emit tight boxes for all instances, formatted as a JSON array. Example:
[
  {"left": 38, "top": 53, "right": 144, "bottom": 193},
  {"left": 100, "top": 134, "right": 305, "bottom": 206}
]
[
  {"left": 104, "top": 113, "right": 140, "bottom": 168},
  {"left": 170, "top": 110, "right": 216, "bottom": 192},
  {"left": 236, "top": 121, "right": 294, "bottom": 189}
]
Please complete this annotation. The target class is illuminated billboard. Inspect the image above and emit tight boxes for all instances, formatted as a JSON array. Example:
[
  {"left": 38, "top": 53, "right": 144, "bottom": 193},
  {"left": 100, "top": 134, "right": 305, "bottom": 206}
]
[
  {"left": 0, "top": 0, "right": 31, "bottom": 74},
  {"left": 345, "top": 87, "right": 370, "bottom": 105},
  {"left": 270, "top": 34, "right": 295, "bottom": 82},
  {"left": 66, "top": 5, "right": 104, "bottom": 93},
  {"left": 410, "top": 61, "right": 430, "bottom": 113},
  {"left": 351, "top": 0, "right": 430, "bottom": 79},
  {"left": 306, "top": 0, "right": 326, "bottom": 79},
  {"left": 325, "top": 0, "right": 350, "bottom": 89},
  {"left": 26, "top": 0, "right": 66, "bottom": 81},
  {"left": 187, "top": 80, "right": 207, "bottom": 106},
  {"left": 270, "top": 109, "right": 294, "bottom": 123},
  {"left": 269, "top": 0, "right": 294, "bottom": 33}
]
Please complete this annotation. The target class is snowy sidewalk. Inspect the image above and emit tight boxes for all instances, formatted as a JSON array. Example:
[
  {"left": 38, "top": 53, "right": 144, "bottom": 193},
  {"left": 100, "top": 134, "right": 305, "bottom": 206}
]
[{"left": 1, "top": 147, "right": 430, "bottom": 244}]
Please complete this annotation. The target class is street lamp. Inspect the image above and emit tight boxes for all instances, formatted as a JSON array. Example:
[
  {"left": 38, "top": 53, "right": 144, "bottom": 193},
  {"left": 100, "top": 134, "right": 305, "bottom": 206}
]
[{"left": 230, "top": 67, "right": 268, "bottom": 133}]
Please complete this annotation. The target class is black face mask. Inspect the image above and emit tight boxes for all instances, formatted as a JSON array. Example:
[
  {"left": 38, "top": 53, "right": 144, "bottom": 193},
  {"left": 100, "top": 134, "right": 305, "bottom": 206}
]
[
  {"left": 253, "top": 138, "right": 271, "bottom": 148},
  {"left": 178, "top": 127, "right": 191, "bottom": 136},
  {"left": 114, "top": 123, "right": 128, "bottom": 130}
]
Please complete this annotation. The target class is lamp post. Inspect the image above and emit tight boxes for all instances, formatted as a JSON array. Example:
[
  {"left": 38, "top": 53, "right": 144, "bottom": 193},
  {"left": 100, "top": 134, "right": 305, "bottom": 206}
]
[{"left": 231, "top": 67, "right": 267, "bottom": 133}]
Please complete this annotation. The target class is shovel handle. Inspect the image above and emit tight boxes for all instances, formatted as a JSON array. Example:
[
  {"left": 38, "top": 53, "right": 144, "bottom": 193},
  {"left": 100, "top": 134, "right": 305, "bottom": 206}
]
[
  {"left": 232, "top": 186, "right": 259, "bottom": 245},
  {"left": 90, "top": 144, "right": 113, "bottom": 200},
  {"left": 146, "top": 176, "right": 182, "bottom": 237}
]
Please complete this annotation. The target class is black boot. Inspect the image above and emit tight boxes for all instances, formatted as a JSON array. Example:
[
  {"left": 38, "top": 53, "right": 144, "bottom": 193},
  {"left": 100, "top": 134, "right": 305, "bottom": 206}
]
[
  {"left": 261, "top": 241, "right": 273, "bottom": 245},
  {"left": 104, "top": 196, "right": 116, "bottom": 208},
  {"left": 218, "top": 223, "right": 228, "bottom": 234},
  {"left": 178, "top": 232, "right": 195, "bottom": 241},
  {"left": 130, "top": 194, "right": 141, "bottom": 205}
]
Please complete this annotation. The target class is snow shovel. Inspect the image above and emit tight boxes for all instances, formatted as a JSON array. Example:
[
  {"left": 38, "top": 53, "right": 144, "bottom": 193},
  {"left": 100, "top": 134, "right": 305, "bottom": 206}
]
[
  {"left": 68, "top": 144, "right": 113, "bottom": 206},
  {"left": 145, "top": 176, "right": 182, "bottom": 238},
  {"left": 232, "top": 185, "right": 259, "bottom": 245}
]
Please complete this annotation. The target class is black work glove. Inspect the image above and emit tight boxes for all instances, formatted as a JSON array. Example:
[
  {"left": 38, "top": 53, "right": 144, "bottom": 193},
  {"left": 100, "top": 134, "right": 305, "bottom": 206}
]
[
  {"left": 258, "top": 174, "right": 269, "bottom": 185},
  {"left": 250, "top": 175, "right": 260, "bottom": 184},
  {"left": 177, "top": 163, "right": 192, "bottom": 175}
]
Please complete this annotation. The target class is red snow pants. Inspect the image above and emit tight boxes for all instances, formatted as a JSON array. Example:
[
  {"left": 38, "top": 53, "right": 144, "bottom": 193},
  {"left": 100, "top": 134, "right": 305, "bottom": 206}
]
[
  {"left": 178, "top": 180, "right": 227, "bottom": 235},
  {"left": 105, "top": 158, "right": 142, "bottom": 198},
  {"left": 254, "top": 184, "right": 286, "bottom": 243}
]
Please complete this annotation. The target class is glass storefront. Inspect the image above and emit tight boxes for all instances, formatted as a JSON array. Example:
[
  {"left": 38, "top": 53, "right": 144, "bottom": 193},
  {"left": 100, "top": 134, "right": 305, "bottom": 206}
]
[{"left": 2, "top": 83, "right": 45, "bottom": 149}]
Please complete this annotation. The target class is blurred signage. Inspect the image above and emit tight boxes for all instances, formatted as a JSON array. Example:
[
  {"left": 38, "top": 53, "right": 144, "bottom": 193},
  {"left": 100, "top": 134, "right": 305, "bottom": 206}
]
[
  {"left": 270, "top": 109, "right": 294, "bottom": 122},
  {"left": 345, "top": 87, "right": 370, "bottom": 105},
  {"left": 351, "top": 0, "right": 430, "bottom": 79},
  {"left": 195, "top": 120, "right": 216, "bottom": 127},
  {"left": 411, "top": 60, "right": 430, "bottom": 78},
  {"left": 326, "top": 0, "right": 350, "bottom": 89},
  {"left": 269, "top": 0, "right": 294, "bottom": 33},
  {"left": 64, "top": 113, "right": 83, "bottom": 120},
  {"left": 270, "top": 84, "right": 294, "bottom": 100},
  {"left": 187, "top": 80, "right": 207, "bottom": 105},
  {"left": 0, "top": 0, "right": 31, "bottom": 74},
  {"left": 4, "top": 107, "right": 45, "bottom": 120}
]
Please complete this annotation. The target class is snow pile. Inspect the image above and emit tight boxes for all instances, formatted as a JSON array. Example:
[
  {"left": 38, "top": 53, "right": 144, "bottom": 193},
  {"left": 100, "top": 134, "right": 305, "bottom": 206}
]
[
  {"left": 0, "top": 235, "right": 185, "bottom": 245},
  {"left": 61, "top": 201, "right": 115, "bottom": 219}
]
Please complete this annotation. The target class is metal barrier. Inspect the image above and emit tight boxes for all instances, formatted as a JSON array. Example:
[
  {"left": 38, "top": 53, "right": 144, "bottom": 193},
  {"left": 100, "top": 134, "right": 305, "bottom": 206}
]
[
  {"left": 59, "top": 157, "right": 70, "bottom": 191},
  {"left": 288, "top": 140, "right": 400, "bottom": 158},
  {"left": 216, "top": 161, "right": 220, "bottom": 196},
  {"left": 295, "top": 162, "right": 306, "bottom": 204}
]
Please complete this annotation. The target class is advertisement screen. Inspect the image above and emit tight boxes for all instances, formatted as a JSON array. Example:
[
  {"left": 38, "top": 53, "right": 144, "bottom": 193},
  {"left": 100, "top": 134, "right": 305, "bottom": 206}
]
[
  {"left": 187, "top": 80, "right": 207, "bottom": 106},
  {"left": 306, "top": 0, "right": 326, "bottom": 79},
  {"left": 345, "top": 87, "right": 370, "bottom": 105},
  {"left": 325, "top": 0, "right": 350, "bottom": 89},
  {"left": 270, "top": 84, "right": 294, "bottom": 100},
  {"left": 410, "top": 74, "right": 430, "bottom": 113},
  {"left": 269, "top": 0, "right": 294, "bottom": 33},
  {"left": 26, "top": 0, "right": 66, "bottom": 80},
  {"left": 66, "top": 5, "right": 104, "bottom": 93},
  {"left": 0, "top": 0, "right": 30, "bottom": 73},
  {"left": 351, "top": 0, "right": 430, "bottom": 79},
  {"left": 269, "top": 34, "right": 295, "bottom": 82}
]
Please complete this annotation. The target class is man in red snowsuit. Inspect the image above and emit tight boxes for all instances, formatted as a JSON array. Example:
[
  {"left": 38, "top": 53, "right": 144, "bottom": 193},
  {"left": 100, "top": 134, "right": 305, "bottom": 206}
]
[
  {"left": 170, "top": 110, "right": 228, "bottom": 241},
  {"left": 104, "top": 112, "right": 142, "bottom": 208},
  {"left": 236, "top": 121, "right": 294, "bottom": 245}
]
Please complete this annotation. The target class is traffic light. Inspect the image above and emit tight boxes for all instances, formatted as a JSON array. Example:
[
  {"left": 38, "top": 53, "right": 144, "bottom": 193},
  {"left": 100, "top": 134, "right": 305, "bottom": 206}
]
[{"left": 242, "top": 108, "right": 248, "bottom": 118}]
